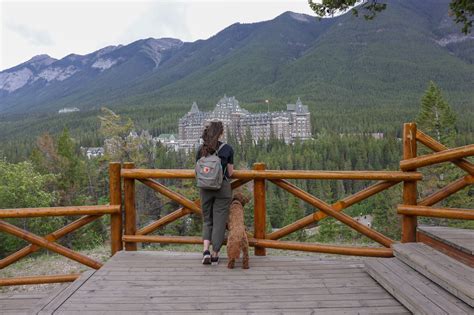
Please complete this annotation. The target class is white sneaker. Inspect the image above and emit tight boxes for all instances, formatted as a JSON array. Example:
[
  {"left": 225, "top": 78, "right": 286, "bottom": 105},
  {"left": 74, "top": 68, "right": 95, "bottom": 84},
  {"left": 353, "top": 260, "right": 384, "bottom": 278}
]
[{"left": 202, "top": 250, "right": 211, "bottom": 265}]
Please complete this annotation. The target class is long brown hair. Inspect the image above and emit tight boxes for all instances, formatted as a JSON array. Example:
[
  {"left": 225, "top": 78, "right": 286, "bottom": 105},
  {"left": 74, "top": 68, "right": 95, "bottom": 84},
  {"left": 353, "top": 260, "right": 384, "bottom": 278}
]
[{"left": 200, "top": 121, "right": 224, "bottom": 156}]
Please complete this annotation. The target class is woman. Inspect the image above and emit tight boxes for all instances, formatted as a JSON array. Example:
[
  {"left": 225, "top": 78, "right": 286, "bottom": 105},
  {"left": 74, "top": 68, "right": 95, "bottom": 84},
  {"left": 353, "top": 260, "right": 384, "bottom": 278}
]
[{"left": 196, "top": 121, "right": 234, "bottom": 265}]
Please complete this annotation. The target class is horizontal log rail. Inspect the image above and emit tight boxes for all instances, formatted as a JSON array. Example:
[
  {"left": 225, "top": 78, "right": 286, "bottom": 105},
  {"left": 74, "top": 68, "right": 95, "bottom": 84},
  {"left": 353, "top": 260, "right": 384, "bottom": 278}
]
[
  {"left": 0, "top": 274, "right": 80, "bottom": 286},
  {"left": 397, "top": 205, "right": 474, "bottom": 220},
  {"left": 0, "top": 205, "right": 120, "bottom": 218},
  {"left": 416, "top": 130, "right": 474, "bottom": 176},
  {"left": 400, "top": 144, "right": 474, "bottom": 171},
  {"left": 122, "top": 169, "right": 422, "bottom": 181},
  {"left": 123, "top": 235, "right": 203, "bottom": 244},
  {"left": 122, "top": 235, "right": 393, "bottom": 257},
  {"left": 252, "top": 239, "right": 394, "bottom": 257}
]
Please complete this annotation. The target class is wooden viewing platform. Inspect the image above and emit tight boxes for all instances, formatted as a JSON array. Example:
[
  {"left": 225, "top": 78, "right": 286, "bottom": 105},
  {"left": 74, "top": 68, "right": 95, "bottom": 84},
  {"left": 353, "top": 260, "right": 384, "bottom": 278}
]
[{"left": 30, "top": 251, "right": 409, "bottom": 315}]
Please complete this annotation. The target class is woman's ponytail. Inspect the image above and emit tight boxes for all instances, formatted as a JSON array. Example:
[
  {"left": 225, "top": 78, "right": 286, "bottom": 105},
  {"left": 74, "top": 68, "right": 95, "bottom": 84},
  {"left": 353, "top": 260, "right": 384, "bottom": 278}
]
[{"left": 201, "top": 121, "right": 224, "bottom": 156}]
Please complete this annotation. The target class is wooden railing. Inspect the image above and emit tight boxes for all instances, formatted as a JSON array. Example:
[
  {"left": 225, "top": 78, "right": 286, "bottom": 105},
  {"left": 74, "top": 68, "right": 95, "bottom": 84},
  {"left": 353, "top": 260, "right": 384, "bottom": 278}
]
[
  {"left": 0, "top": 164, "right": 123, "bottom": 286},
  {"left": 119, "top": 163, "right": 423, "bottom": 258},
  {"left": 398, "top": 123, "right": 474, "bottom": 242},
  {"left": 119, "top": 123, "right": 472, "bottom": 256},
  {"left": 1, "top": 122, "right": 472, "bottom": 286}
]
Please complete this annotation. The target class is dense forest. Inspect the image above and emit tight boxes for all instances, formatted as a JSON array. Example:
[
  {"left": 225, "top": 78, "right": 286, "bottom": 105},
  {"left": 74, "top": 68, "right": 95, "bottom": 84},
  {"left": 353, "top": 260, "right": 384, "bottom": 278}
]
[{"left": 0, "top": 82, "right": 472, "bottom": 258}]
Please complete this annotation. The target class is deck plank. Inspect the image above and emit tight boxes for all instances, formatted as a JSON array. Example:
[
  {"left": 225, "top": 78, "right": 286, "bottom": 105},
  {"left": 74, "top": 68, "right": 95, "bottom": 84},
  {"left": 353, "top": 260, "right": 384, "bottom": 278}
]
[
  {"left": 54, "top": 306, "right": 410, "bottom": 315},
  {"left": 57, "top": 299, "right": 403, "bottom": 311}
]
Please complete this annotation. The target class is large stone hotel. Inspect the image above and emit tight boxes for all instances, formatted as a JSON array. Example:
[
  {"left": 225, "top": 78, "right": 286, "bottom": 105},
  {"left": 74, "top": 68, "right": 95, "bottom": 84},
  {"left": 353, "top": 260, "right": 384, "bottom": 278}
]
[{"left": 178, "top": 95, "right": 312, "bottom": 149}]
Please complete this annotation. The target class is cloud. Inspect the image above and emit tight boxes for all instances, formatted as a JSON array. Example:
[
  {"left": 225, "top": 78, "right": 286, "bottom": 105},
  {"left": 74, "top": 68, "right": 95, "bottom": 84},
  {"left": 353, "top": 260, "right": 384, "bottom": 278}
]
[
  {"left": 118, "top": 2, "right": 191, "bottom": 43},
  {"left": 0, "top": 1, "right": 315, "bottom": 70},
  {"left": 6, "top": 23, "right": 54, "bottom": 46}
]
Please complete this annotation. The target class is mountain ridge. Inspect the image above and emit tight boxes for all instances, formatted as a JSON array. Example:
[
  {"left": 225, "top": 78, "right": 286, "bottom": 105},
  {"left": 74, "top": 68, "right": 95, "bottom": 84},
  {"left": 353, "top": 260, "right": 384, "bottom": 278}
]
[
  {"left": 0, "top": 37, "right": 184, "bottom": 112},
  {"left": 0, "top": 0, "right": 473, "bottom": 121}
]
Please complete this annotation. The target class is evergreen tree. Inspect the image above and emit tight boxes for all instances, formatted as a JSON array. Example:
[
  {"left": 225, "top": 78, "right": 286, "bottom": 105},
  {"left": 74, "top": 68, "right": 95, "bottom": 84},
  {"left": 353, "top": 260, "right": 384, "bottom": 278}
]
[
  {"left": 57, "top": 128, "right": 87, "bottom": 205},
  {"left": 416, "top": 81, "right": 457, "bottom": 147},
  {"left": 283, "top": 194, "right": 305, "bottom": 240},
  {"left": 98, "top": 107, "right": 134, "bottom": 139},
  {"left": 415, "top": 82, "right": 472, "bottom": 228},
  {"left": 268, "top": 185, "right": 285, "bottom": 228}
]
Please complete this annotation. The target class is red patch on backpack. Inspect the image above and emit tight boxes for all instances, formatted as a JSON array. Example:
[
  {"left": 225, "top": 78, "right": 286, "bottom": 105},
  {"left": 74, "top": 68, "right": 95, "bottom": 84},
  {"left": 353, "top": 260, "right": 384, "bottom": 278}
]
[{"left": 203, "top": 166, "right": 210, "bottom": 173}]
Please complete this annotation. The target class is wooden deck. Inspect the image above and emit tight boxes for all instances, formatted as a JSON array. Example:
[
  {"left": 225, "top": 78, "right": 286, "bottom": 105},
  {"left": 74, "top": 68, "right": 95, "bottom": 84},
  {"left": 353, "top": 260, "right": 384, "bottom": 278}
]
[{"left": 31, "top": 251, "right": 409, "bottom": 314}]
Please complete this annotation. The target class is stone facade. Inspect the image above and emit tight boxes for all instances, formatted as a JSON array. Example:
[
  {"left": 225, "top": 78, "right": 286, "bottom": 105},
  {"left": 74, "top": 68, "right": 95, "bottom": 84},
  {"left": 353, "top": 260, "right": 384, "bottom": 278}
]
[
  {"left": 80, "top": 147, "right": 104, "bottom": 159},
  {"left": 154, "top": 134, "right": 179, "bottom": 151},
  {"left": 178, "top": 95, "right": 311, "bottom": 147}
]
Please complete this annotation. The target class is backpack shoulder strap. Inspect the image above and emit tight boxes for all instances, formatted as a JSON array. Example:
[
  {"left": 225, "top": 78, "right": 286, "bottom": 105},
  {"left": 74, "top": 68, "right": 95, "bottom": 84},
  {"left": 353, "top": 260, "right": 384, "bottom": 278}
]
[{"left": 215, "top": 143, "right": 226, "bottom": 155}]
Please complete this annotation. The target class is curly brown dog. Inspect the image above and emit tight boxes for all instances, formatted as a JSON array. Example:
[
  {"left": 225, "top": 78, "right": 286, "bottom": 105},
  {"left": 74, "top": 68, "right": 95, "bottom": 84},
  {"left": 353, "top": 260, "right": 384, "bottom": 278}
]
[{"left": 227, "top": 192, "right": 250, "bottom": 269}]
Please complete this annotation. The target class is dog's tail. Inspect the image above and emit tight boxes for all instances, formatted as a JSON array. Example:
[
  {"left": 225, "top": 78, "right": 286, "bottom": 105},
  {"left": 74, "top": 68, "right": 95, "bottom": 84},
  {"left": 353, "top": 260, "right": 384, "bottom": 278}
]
[{"left": 227, "top": 234, "right": 242, "bottom": 259}]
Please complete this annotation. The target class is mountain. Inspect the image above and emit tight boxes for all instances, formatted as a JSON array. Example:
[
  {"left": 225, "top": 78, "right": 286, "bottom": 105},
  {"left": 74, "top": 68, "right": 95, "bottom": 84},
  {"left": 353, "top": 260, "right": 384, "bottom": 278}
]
[
  {"left": 1, "top": 0, "right": 473, "bottom": 117},
  {"left": 0, "top": 38, "right": 183, "bottom": 113},
  {"left": 0, "top": 0, "right": 473, "bottom": 157}
]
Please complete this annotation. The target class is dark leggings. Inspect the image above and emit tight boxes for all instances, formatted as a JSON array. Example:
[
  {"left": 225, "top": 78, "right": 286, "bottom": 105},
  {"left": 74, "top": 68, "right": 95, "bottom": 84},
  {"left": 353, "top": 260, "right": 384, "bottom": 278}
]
[{"left": 200, "top": 180, "right": 232, "bottom": 252}]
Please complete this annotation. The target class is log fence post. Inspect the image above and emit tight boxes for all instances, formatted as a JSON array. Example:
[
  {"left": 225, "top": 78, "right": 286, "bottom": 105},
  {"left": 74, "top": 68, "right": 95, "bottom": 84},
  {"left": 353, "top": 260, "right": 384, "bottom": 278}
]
[
  {"left": 109, "top": 162, "right": 123, "bottom": 255},
  {"left": 124, "top": 162, "right": 137, "bottom": 251},
  {"left": 253, "top": 163, "right": 266, "bottom": 256},
  {"left": 402, "top": 123, "right": 418, "bottom": 242}
]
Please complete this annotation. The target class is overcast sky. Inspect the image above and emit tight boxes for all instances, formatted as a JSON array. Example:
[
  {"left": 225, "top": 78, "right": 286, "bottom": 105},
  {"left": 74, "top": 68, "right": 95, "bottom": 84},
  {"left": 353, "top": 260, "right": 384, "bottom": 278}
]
[{"left": 0, "top": 0, "right": 318, "bottom": 71}]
